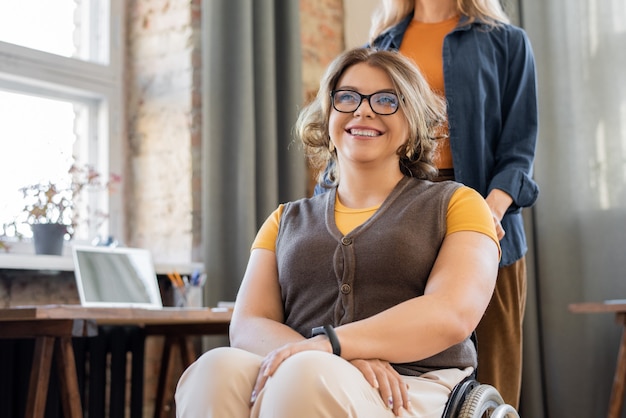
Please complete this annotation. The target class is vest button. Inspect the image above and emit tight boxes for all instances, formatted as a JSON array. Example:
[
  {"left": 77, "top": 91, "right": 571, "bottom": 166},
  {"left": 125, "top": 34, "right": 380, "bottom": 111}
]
[
  {"left": 340, "top": 283, "right": 351, "bottom": 294},
  {"left": 341, "top": 236, "right": 352, "bottom": 245}
]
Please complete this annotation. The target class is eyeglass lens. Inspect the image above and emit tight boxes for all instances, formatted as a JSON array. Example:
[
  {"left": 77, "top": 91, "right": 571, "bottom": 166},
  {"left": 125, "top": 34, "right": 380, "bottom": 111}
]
[{"left": 332, "top": 90, "right": 399, "bottom": 115}]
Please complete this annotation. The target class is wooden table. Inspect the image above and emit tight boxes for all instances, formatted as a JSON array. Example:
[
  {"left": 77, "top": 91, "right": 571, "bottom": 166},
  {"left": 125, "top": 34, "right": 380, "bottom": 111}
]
[
  {"left": 569, "top": 301, "right": 626, "bottom": 418},
  {"left": 0, "top": 304, "right": 232, "bottom": 418}
]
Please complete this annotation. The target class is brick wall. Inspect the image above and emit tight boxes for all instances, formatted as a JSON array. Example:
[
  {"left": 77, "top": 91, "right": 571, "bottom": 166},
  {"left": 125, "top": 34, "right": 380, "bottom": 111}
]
[
  {"left": 126, "top": 0, "right": 202, "bottom": 264},
  {"left": 300, "top": 0, "right": 345, "bottom": 96},
  {"left": 300, "top": 0, "right": 345, "bottom": 195}
]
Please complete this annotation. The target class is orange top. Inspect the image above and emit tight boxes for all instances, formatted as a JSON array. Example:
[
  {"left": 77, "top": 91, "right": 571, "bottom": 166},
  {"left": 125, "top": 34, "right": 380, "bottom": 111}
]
[
  {"left": 400, "top": 16, "right": 459, "bottom": 170},
  {"left": 252, "top": 186, "right": 500, "bottom": 259}
]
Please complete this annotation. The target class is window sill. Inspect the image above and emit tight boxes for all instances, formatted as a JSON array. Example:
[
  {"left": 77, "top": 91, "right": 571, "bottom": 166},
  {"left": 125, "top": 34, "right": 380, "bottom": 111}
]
[{"left": 0, "top": 253, "right": 204, "bottom": 275}]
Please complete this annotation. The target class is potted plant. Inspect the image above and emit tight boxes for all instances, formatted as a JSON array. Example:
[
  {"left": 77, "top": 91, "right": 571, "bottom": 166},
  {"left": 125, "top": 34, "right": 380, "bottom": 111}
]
[{"left": 18, "top": 163, "right": 121, "bottom": 255}]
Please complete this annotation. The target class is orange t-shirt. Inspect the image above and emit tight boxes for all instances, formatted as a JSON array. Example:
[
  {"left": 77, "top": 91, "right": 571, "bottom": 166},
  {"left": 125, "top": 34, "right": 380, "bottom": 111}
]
[
  {"left": 399, "top": 16, "right": 459, "bottom": 170},
  {"left": 252, "top": 186, "right": 500, "bottom": 260}
]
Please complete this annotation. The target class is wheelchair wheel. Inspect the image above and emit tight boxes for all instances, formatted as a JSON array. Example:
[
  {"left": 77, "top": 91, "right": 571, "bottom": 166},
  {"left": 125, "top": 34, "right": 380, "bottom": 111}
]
[
  {"left": 490, "top": 404, "right": 520, "bottom": 418},
  {"left": 457, "top": 384, "right": 519, "bottom": 418}
]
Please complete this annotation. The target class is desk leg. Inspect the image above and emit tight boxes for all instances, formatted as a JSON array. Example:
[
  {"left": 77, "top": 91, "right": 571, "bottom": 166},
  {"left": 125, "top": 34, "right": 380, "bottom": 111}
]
[
  {"left": 609, "top": 318, "right": 626, "bottom": 418},
  {"left": 154, "top": 337, "right": 198, "bottom": 418},
  {"left": 180, "top": 336, "right": 196, "bottom": 367},
  {"left": 154, "top": 337, "right": 174, "bottom": 418},
  {"left": 25, "top": 336, "right": 54, "bottom": 418},
  {"left": 55, "top": 337, "right": 83, "bottom": 418}
]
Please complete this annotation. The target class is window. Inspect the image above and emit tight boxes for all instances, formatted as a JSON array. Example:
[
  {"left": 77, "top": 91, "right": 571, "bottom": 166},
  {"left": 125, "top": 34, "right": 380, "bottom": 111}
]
[{"left": 0, "top": 0, "right": 124, "bottom": 248}]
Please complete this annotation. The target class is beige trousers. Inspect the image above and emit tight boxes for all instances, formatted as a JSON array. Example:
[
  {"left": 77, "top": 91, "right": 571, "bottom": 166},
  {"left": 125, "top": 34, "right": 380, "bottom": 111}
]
[
  {"left": 475, "top": 257, "right": 527, "bottom": 409},
  {"left": 175, "top": 347, "right": 473, "bottom": 418}
]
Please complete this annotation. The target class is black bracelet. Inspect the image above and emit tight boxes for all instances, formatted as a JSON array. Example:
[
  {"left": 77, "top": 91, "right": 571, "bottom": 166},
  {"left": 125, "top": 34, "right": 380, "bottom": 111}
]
[{"left": 311, "top": 324, "right": 341, "bottom": 356}]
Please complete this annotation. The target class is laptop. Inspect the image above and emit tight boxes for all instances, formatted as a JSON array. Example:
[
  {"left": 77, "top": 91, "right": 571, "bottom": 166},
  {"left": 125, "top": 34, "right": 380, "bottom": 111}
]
[{"left": 72, "top": 245, "right": 163, "bottom": 309}]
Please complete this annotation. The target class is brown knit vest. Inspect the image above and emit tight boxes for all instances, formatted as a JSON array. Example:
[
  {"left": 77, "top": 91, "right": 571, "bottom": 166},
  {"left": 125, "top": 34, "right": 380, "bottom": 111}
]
[{"left": 276, "top": 176, "right": 477, "bottom": 375}]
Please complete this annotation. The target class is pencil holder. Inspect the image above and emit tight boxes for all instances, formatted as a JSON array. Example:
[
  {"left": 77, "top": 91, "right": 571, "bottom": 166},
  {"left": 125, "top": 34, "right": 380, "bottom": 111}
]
[{"left": 173, "top": 285, "right": 203, "bottom": 308}]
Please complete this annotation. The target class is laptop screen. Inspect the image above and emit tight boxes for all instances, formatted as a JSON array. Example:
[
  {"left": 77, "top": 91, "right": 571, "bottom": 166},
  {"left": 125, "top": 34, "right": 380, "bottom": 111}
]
[{"left": 72, "top": 245, "right": 163, "bottom": 308}]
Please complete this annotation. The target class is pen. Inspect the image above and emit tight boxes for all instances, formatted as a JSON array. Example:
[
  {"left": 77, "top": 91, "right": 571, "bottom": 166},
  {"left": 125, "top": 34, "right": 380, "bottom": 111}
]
[
  {"left": 167, "top": 272, "right": 185, "bottom": 289},
  {"left": 191, "top": 269, "right": 200, "bottom": 286},
  {"left": 173, "top": 271, "right": 184, "bottom": 286}
]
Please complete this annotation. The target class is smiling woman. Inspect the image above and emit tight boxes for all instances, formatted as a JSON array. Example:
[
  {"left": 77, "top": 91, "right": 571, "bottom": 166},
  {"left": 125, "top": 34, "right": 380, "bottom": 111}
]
[{"left": 174, "top": 47, "right": 501, "bottom": 418}]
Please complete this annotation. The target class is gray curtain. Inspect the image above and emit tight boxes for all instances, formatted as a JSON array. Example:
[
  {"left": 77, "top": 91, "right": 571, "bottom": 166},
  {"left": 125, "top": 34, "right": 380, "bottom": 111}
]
[
  {"left": 494, "top": 2, "right": 548, "bottom": 415},
  {"left": 201, "top": 0, "right": 306, "bottom": 307},
  {"left": 520, "top": 1, "right": 626, "bottom": 417}
]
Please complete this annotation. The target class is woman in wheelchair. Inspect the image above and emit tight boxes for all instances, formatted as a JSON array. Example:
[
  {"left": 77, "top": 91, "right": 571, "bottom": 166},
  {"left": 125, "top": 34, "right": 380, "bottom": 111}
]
[{"left": 175, "top": 47, "right": 500, "bottom": 417}]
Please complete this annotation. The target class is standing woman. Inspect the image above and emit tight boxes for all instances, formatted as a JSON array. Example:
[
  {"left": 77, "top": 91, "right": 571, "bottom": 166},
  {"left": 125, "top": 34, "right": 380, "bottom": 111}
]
[{"left": 367, "top": 0, "right": 539, "bottom": 409}]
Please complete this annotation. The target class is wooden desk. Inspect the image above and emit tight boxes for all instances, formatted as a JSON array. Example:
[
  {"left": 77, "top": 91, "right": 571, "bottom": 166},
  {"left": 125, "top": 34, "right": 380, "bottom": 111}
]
[
  {"left": 569, "top": 301, "right": 626, "bottom": 418},
  {"left": 0, "top": 304, "right": 232, "bottom": 418}
]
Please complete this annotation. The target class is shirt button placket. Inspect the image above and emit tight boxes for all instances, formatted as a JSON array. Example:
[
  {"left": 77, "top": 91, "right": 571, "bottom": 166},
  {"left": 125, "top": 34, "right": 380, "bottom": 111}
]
[
  {"left": 340, "top": 236, "right": 353, "bottom": 295},
  {"left": 340, "top": 283, "right": 351, "bottom": 294}
]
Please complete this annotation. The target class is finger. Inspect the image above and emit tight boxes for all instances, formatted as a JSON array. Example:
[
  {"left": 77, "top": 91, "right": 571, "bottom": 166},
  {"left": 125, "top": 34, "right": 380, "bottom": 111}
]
[
  {"left": 351, "top": 359, "right": 379, "bottom": 389},
  {"left": 376, "top": 372, "right": 393, "bottom": 412},
  {"left": 390, "top": 381, "right": 403, "bottom": 416},
  {"left": 250, "top": 362, "right": 269, "bottom": 405},
  {"left": 262, "top": 347, "right": 293, "bottom": 378},
  {"left": 383, "top": 370, "right": 404, "bottom": 416},
  {"left": 399, "top": 381, "right": 410, "bottom": 414},
  {"left": 251, "top": 346, "right": 298, "bottom": 404},
  {"left": 376, "top": 363, "right": 408, "bottom": 416},
  {"left": 493, "top": 216, "right": 505, "bottom": 240}
]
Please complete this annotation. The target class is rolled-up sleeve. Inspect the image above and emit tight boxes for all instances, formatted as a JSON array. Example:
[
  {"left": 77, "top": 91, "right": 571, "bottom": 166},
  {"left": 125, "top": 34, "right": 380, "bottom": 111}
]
[{"left": 488, "top": 28, "right": 539, "bottom": 209}]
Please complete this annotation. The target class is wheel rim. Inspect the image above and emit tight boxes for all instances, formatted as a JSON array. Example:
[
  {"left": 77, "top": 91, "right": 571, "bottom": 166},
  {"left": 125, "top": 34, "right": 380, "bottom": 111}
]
[{"left": 458, "top": 384, "right": 506, "bottom": 418}]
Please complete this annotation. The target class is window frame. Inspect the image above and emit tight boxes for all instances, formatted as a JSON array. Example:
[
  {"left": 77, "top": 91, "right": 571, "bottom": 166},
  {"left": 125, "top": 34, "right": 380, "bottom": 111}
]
[{"left": 0, "top": 0, "right": 125, "bottom": 250}]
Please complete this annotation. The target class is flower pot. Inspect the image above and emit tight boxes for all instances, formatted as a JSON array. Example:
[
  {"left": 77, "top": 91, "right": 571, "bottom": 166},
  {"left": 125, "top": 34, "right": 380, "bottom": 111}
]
[{"left": 31, "top": 223, "right": 67, "bottom": 255}]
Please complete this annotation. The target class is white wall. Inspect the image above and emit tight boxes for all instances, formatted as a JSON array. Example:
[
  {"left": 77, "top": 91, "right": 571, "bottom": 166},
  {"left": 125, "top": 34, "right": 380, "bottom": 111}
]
[{"left": 343, "top": 0, "right": 379, "bottom": 48}]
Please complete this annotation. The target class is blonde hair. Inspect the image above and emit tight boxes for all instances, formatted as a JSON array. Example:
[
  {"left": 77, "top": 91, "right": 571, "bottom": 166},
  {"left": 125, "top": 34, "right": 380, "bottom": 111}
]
[
  {"left": 294, "top": 48, "right": 446, "bottom": 185},
  {"left": 369, "top": 0, "right": 510, "bottom": 44}
]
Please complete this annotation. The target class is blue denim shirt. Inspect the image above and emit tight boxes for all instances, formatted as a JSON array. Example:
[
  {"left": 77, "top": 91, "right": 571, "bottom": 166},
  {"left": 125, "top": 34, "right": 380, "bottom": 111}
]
[{"left": 317, "top": 15, "right": 539, "bottom": 266}]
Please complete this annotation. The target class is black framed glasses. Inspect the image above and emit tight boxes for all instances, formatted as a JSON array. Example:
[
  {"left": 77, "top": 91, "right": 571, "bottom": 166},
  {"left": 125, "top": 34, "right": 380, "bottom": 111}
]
[{"left": 330, "top": 89, "right": 400, "bottom": 115}]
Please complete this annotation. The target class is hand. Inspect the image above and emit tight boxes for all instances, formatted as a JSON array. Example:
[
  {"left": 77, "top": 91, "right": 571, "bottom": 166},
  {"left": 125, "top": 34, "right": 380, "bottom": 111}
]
[
  {"left": 492, "top": 213, "right": 505, "bottom": 240},
  {"left": 350, "top": 358, "right": 410, "bottom": 416},
  {"left": 249, "top": 336, "right": 332, "bottom": 404},
  {"left": 485, "top": 189, "right": 512, "bottom": 241}
]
